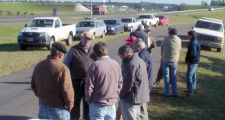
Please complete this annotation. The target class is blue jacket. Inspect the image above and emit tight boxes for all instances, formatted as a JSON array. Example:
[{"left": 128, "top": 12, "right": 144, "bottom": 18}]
[
  {"left": 185, "top": 38, "right": 201, "bottom": 64},
  {"left": 138, "top": 49, "right": 153, "bottom": 88}
]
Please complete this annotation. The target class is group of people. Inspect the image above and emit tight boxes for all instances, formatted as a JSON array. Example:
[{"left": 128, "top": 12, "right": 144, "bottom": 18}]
[{"left": 31, "top": 24, "right": 201, "bottom": 120}]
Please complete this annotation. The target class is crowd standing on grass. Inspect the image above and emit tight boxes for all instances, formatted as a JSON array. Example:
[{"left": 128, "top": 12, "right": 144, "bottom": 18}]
[{"left": 31, "top": 25, "right": 201, "bottom": 120}]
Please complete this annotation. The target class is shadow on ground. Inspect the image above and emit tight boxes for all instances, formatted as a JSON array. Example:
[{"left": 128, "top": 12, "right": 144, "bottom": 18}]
[
  {"left": 0, "top": 43, "right": 48, "bottom": 52},
  {"left": 0, "top": 115, "right": 32, "bottom": 120},
  {"left": 0, "top": 81, "right": 31, "bottom": 84}
]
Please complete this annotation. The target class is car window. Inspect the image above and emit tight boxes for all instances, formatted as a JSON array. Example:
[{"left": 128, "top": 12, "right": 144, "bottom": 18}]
[
  {"left": 77, "top": 21, "right": 95, "bottom": 27},
  {"left": 104, "top": 20, "right": 116, "bottom": 25},
  {"left": 195, "top": 20, "right": 223, "bottom": 32},
  {"left": 28, "top": 19, "right": 53, "bottom": 27},
  {"left": 121, "top": 18, "right": 132, "bottom": 23},
  {"left": 99, "top": 21, "right": 106, "bottom": 27},
  {"left": 55, "top": 19, "right": 61, "bottom": 28}
]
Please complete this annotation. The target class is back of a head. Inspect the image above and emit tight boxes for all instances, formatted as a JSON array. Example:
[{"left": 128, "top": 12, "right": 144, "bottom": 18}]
[
  {"left": 50, "top": 42, "right": 67, "bottom": 57},
  {"left": 137, "top": 24, "right": 144, "bottom": 31},
  {"left": 118, "top": 45, "right": 133, "bottom": 56},
  {"left": 133, "top": 38, "right": 146, "bottom": 49},
  {"left": 188, "top": 30, "right": 196, "bottom": 39},
  {"left": 93, "top": 42, "right": 108, "bottom": 57},
  {"left": 169, "top": 28, "right": 177, "bottom": 35}
]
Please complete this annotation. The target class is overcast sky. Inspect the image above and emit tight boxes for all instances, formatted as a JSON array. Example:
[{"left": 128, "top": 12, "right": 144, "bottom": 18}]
[{"left": 75, "top": 0, "right": 212, "bottom": 5}]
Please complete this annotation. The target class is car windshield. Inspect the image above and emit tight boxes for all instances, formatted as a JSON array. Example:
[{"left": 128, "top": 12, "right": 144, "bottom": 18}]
[
  {"left": 121, "top": 19, "right": 132, "bottom": 22},
  {"left": 156, "top": 16, "right": 164, "bottom": 19},
  {"left": 195, "top": 20, "right": 223, "bottom": 32},
  {"left": 77, "top": 21, "right": 95, "bottom": 27},
  {"left": 138, "top": 15, "right": 153, "bottom": 19},
  {"left": 28, "top": 19, "right": 53, "bottom": 27},
  {"left": 104, "top": 20, "right": 116, "bottom": 25}
]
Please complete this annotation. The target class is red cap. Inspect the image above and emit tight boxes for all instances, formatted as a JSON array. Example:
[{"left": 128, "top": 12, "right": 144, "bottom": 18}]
[{"left": 124, "top": 35, "right": 137, "bottom": 45}]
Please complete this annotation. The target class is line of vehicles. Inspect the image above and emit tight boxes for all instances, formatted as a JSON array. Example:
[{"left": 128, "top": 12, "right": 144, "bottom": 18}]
[{"left": 17, "top": 13, "right": 224, "bottom": 52}]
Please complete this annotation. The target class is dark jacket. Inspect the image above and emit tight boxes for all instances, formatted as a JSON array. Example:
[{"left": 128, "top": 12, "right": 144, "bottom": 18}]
[
  {"left": 138, "top": 49, "right": 153, "bottom": 88},
  {"left": 130, "top": 30, "right": 149, "bottom": 48},
  {"left": 64, "top": 43, "right": 97, "bottom": 81},
  {"left": 185, "top": 38, "right": 201, "bottom": 64},
  {"left": 31, "top": 56, "right": 74, "bottom": 110},
  {"left": 120, "top": 53, "right": 150, "bottom": 104}
]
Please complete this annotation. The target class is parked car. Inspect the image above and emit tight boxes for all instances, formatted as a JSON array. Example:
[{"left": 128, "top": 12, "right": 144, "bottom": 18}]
[
  {"left": 75, "top": 19, "right": 107, "bottom": 39},
  {"left": 121, "top": 17, "right": 141, "bottom": 32},
  {"left": 193, "top": 17, "right": 224, "bottom": 52},
  {"left": 104, "top": 19, "right": 124, "bottom": 34},
  {"left": 17, "top": 17, "right": 76, "bottom": 50},
  {"left": 156, "top": 15, "right": 169, "bottom": 26},
  {"left": 137, "top": 13, "right": 159, "bottom": 27}
]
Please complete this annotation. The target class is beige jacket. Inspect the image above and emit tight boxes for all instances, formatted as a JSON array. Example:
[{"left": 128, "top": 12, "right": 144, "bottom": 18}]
[{"left": 161, "top": 35, "right": 182, "bottom": 62}]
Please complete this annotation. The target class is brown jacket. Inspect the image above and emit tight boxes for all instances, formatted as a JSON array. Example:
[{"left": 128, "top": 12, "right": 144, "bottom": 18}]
[{"left": 31, "top": 56, "right": 74, "bottom": 110}]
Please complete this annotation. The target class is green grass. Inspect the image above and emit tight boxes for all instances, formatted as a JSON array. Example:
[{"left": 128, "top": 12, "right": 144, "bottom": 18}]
[
  {"left": 0, "top": 3, "right": 77, "bottom": 16},
  {"left": 149, "top": 48, "right": 225, "bottom": 120}
]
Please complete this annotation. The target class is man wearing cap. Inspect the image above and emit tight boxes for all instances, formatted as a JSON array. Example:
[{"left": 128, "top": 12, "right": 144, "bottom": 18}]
[
  {"left": 161, "top": 28, "right": 182, "bottom": 97},
  {"left": 130, "top": 24, "right": 149, "bottom": 49},
  {"left": 64, "top": 32, "right": 97, "bottom": 120},
  {"left": 31, "top": 42, "right": 74, "bottom": 120}
]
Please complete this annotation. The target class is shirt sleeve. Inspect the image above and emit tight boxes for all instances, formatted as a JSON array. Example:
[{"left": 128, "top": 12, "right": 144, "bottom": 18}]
[
  {"left": 190, "top": 41, "right": 197, "bottom": 57},
  {"left": 63, "top": 48, "right": 73, "bottom": 68}
]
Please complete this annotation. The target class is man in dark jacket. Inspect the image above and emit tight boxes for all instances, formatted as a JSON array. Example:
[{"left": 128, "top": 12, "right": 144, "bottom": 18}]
[
  {"left": 118, "top": 45, "right": 150, "bottom": 120},
  {"left": 64, "top": 32, "right": 96, "bottom": 120},
  {"left": 130, "top": 24, "right": 149, "bottom": 48},
  {"left": 32, "top": 42, "right": 74, "bottom": 120},
  {"left": 185, "top": 30, "right": 201, "bottom": 96}
]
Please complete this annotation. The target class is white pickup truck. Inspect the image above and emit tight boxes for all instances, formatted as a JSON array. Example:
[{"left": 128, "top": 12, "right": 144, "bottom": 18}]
[
  {"left": 193, "top": 17, "right": 224, "bottom": 52},
  {"left": 137, "top": 13, "right": 159, "bottom": 27},
  {"left": 17, "top": 17, "right": 76, "bottom": 50},
  {"left": 121, "top": 17, "right": 142, "bottom": 32}
]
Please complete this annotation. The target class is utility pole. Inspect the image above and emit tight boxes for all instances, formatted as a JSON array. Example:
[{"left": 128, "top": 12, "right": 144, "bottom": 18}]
[{"left": 91, "top": 0, "right": 92, "bottom": 18}]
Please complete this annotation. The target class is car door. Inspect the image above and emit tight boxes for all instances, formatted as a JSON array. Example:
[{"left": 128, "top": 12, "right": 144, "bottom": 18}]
[{"left": 54, "top": 19, "right": 63, "bottom": 41}]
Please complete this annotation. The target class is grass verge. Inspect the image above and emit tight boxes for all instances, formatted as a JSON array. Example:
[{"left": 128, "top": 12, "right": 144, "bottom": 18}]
[{"left": 149, "top": 47, "right": 225, "bottom": 120}]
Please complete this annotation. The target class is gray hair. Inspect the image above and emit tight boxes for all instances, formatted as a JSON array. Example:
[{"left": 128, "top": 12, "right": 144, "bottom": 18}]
[
  {"left": 132, "top": 38, "right": 146, "bottom": 49},
  {"left": 118, "top": 45, "right": 133, "bottom": 55}
]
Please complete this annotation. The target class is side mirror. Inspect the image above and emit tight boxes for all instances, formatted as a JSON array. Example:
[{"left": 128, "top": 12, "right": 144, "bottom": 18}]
[{"left": 24, "top": 24, "right": 27, "bottom": 27}]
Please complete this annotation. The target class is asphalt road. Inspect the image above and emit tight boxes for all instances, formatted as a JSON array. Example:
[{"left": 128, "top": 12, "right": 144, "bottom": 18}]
[{"left": 0, "top": 24, "right": 192, "bottom": 120}]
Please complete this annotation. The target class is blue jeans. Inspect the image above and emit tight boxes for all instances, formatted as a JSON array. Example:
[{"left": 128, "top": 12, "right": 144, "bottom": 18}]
[
  {"left": 186, "top": 63, "right": 198, "bottom": 93},
  {"left": 89, "top": 103, "right": 116, "bottom": 120},
  {"left": 120, "top": 100, "right": 141, "bottom": 120},
  {"left": 38, "top": 104, "right": 70, "bottom": 120},
  {"left": 162, "top": 61, "right": 178, "bottom": 96}
]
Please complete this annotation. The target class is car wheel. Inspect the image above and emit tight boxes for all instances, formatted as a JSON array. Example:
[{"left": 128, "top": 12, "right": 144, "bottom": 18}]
[
  {"left": 47, "top": 37, "right": 55, "bottom": 50},
  {"left": 217, "top": 48, "right": 222, "bottom": 52},
  {"left": 66, "top": 34, "right": 73, "bottom": 46},
  {"left": 19, "top": 45, "right": 27, "bottom": 50}
]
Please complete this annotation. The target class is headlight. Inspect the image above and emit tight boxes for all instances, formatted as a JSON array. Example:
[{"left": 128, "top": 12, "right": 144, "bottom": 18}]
[
  {"left": 111, "top": 27, "right": 115, "bottom": 30},
  {"left": 39, "top": 32, "right": 46, "bottom": 37},
  {"left": 18, "top": 32, "right": 23, "bottom": 37}
]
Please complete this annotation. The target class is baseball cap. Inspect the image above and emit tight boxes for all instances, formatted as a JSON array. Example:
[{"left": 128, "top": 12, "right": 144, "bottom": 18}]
[
  {"left": 137, "top": 24, "right": 144, "bottom": 30},
  {"left": 52, "top": 42, "right": 67, "bottom": 53},
  {"left": 81, "top": 32, "right": 93, "bottom": 40},
  {"left": 124, "top": 35, "right": 137, "bottom": 45}
]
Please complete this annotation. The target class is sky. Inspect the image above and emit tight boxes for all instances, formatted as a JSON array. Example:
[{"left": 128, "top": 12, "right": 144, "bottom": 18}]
[{"left": 74, "top": 0, "right": 212, "bottom": 5}]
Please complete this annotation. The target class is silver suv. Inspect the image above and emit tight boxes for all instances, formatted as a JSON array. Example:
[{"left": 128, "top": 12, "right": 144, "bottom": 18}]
[{"left": 75, "top": 19, "right": 107, "bottom": 39}]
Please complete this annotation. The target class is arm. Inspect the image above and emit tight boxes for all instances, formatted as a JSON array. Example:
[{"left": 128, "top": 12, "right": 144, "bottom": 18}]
[
  {"left": 60, "top": 67, "right": 74, "bottom": 111},
  {"left": 190, "top": 41, "right": 197, "bottom": 57},
  {"left": 31, "top": 67, "right": 38, "bottom": 96},
  {"left": 117, "top": 64, "right": 123, "bottom": 95},
  {"left": 63, "top": 48, "right": 73, "bottom": 68},
  {"left": 85, "top": 64, "right": 96, "bottom": 103}
]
